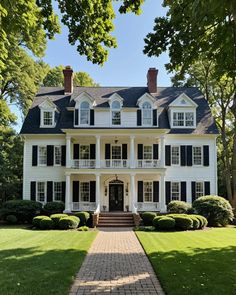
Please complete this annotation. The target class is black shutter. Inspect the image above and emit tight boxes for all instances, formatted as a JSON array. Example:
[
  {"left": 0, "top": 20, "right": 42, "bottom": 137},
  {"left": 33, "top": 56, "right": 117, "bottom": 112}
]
[
  {"left": 61, "top": 181, "right": 66, "bottom": 203},
  {"left": 61, "top": 145, "right": 66, "bottom": 166},
  {"left": 153, "top": 181, "right": 159, "bottom": 202},
  {"left": 73, "top": 144, "right": 80, "bottom": 160},
  {"left": 137, "top": 109, "right": 142, "bottom": 126},
  {"left": 122, "top": 144, "right": 127, "bottom": 160},
  {"left": 105, "top": 144, "right": 111, "bottom": 159},
  {"left": 138, "top": 144, "right": 143, "bottom": 160},
  {"left": 73, "top": 181, "right": 80, "bottom": 202},
  {"left": 74, "top": 109, "right": 79, "bottom": 126},
  {"left": 165, "top": 145, "right": 171, "bottom": 166},
  {"left": 165, "top": 181, "right": 171, "bottom": 205},
  {"left": 203, "top": 145, "right": 209, "bottom": 166},
  {"left": 90, "top": 181, "right": 96, "bottom": 202},
  {"left": 204, "top": 181, "right": 210, "bottom": 195},
  {"left": 137, "top": 181, "right": 143, "bottom": 202},
  {"left": 30, "top": 181, "right": 36, "bottom": 201},
  {"left": 47, "top": 181, "right": 53, "bottom": 202},
  {"left": 32, "top": 146, "right": 38, "bottom": 166},
  {"left": 90, "top": 109, "right": 94, "bottom": 126},
  {"left": 191, "top": 182, "right": 196, "bottom": 202},
  {"left": 47, "top": 145, "right": 54, "bottom": 166},
  {"left": 153, "top": 109, "right": 157, "bottom": 126},
  {"left": 153, "top": 144, "right": 159, "bottom": 159},
  {"left": 187, "top": 146, "right": 193, "bottom": 166},
  {"left": 181, "top": 182, "right": 187, "bottom": 202},
  {"left": 90, "top": 144, "right": 96, "bottom": 159},
  {"left": 180, "top": 146, "right": 186, "bottom": 166}
]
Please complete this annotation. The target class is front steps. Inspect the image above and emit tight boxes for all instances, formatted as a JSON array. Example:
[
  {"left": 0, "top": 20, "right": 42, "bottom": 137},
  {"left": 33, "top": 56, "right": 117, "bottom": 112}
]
[{"left": 97, "top": 212, "right": 135, "bottom": 227}]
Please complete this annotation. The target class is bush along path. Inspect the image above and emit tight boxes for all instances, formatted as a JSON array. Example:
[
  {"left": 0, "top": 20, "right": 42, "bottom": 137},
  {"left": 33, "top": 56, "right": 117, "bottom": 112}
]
[{"left": 70, "top": 228, "right": 165, "bottom": 295}]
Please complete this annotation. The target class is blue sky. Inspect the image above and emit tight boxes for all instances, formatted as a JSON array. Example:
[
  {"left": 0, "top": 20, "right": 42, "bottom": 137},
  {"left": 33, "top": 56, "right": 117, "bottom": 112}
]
[{"left": 14, "top": 0, "right": 171, "bottom": 131}]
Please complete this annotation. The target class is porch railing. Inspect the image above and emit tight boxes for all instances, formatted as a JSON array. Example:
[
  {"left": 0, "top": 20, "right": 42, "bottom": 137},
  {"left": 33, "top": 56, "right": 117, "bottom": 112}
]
[
  {"left": 136, "top": 202, "right": 160, "bottom": 211},
  {"left": 72, "top": 202, "right": 96, "bottom": 211},
  {"left": 71, "top": 159, "right": 96, "bottom": 169},
  {"left": 101, "top": 159, "right": 129, "bottom": 168},
  {"left": 136, "top": 159, "right": 160, "bottom": 168}
]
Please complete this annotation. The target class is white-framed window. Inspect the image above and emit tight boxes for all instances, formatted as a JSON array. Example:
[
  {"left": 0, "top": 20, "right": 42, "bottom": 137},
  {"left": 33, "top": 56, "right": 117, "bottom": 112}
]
[
  {"left": 37, "top": 182, "right": 46, "bottom": 203},
  {"left": 186, "top": 112, "right": 194, "bottom": 126},
  {"left": 171, "top": 182, "right": 180, "bottom": 200},
  {"left": 54, "top": 182, "right": 62, "bottom": 201},
  {"left": 42, "top": 110, "right": 54, "bottom": 127},
  {"left": 54, "top": 146, "right": 61, "bottom": 165},
  {"left": 111, "top": 101, "right": 121, "bottom": 125},
  {"left": 143, "top": 145, "right": 152, "bottom": 160},
  {"left": 171, "top": 146, "right": 180, "bottom": 165},
  {"left": 143, "top": 181, "right": 153, "bottom": 202},
  {"left": 80, "top": 145, "right": 90, "bottom": 159},
  {"left": 142, "top": 102, "right": 152, "bottom": 126},
  {"left": 173, "top": 111, "right": 194, "bottom": 127},
  {"left": 80, "top": 101, "right": 90, "bottom": 125},
  {"left": 38, "top": 146, "right": 47, "bottom": 165},
  {"left": 196, "top": 182, "right": 204, "bottom": 199},
  {"left": 173, "top": 112, "right": 184, "bottom": 126},
  {"left": 193, "top": 146, "right": 202, "bottom": 165},
  {"left": 112, "top": 145, "right": 122, "bottom": 159},
  {"left": 80, "top": 182, "right": 90, "bottom": 202}
]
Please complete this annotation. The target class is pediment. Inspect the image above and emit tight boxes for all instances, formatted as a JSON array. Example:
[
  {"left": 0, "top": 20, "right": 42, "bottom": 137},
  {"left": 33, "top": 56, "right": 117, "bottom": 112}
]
[
  {"left": 38, "top": 98, "right": 57, "bottom": 110},
  {"left": 108, "top": 93, "right": 124, "bottom": 106},
  {"left": 137, "top": 92, "right": 156, "bottom": 107},
  {"left": 73, "top": 92, "right": 95, "bottom": 106},
  {"left": 169, "top": 93, "right": 197, "bottom": 108}
]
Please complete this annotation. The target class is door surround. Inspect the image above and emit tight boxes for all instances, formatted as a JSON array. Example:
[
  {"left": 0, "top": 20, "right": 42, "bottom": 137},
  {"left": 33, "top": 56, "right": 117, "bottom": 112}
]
[{"left": 109, "top": 179, "right": 124, "bottom": 211}]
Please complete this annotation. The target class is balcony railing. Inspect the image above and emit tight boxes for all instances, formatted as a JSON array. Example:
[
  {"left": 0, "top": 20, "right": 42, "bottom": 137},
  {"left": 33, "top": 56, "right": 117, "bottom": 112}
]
[
  {"left": 72, "top": 202, "right": 96, "bottom": 211},
  {"left": 101, "top": 159, "right": 129, "bottom": 168},
  {"left": 136, "top": 159, "right": 160, "bottom": 168},
  {"left": 72, "top": 159, "right": 96, "bottom": 169}
]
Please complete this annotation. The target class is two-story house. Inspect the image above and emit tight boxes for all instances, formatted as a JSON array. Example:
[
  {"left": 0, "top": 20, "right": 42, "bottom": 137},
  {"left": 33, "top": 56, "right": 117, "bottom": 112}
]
[{"left": 20, "top": 66, "right": 218, "bottom": 215}]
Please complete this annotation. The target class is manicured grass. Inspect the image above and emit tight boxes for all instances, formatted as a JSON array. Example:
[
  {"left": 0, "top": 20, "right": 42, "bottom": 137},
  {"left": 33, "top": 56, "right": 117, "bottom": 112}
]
[
  {"left": 0, "top": 226, "right": 97, "bottom": 295},
  {"left": 136, "top": 227, "right": 236, "bottom": 295}
]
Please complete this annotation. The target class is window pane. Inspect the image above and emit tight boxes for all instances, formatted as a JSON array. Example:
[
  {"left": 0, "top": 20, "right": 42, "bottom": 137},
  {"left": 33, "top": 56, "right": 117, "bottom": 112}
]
[
  {"left": 80, "top": 145, "right": 90, "bottom": 159},
  {"left": 80, "top": 109, "right": 89, "bottom": 124},
  {"left": 196, "top": 182, "right": 204, "bottom": 198},
  {"left": 81, "top": 101, "right": 89, "bottom": 109},
  {"left": 43, "top": 111, "right": 53, "bottom": 126},
  {"left": 186, "top": 112, "right": 194, "bottom": 126},
  {"left": 142, "top": 102, "right": 152, "bottom": 125},
  {"left": 144, "top": 181, "right": 153, "bottom": 202},
  {"left": 143, "top": 146, "right": 152, "bottom": 160},
  {"left": 54, "top": 182, "right": 62, "bottom": 201},
  {"left": 193, "top": 146, "right": 202, "bottom": 165},
  {"left": 173, "top": 112, "right": 184, "bottom": 126},
  {"left": 37, "top": 182, "right": 45, "bottom": 202},
  {"left": 39, "top": 146, "right": 47, "bottom": 165},
  {"left": 112, "top": 111, "right": 121, "bottom": 125},
  {"left": 171, "top": 146, "right": 180, "bottom": 165},
  {"left": 54, "top": 146, "right": 61, "bottom": 165},
  {"left": 171, "top": 182, "right": 180, "bottom": 200},
  {"left": 80, "top": 182, "right": 90, "bottom": 202},
  {"left": 112, "top": 146, "right": 121, "bottom": 159},
  {"left": 111, "top": 101, "right": 120, "bottom": 109}
]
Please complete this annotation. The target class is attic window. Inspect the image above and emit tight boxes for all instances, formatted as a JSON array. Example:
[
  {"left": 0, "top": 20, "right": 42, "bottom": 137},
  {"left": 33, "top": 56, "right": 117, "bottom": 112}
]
[
  {"left": 142, "top": 102, "right": 152, "bottom": 126},
  {"left": 111, "top": 101, "right": 121, "bottom": 125},
  {"left": 42, "top": 110, "right": 54, "bottom": 127},
  {"left": 80, "top": 101, "right": 90, "bottom": 125},
  {"left": 173, "top": 111, "right": 194, "bottom": 127}
]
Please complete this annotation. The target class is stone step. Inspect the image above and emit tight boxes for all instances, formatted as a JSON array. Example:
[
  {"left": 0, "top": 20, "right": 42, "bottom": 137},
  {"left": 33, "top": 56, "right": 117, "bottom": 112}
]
[
  {"left": 100, "top": 213, "right": 133, "bottom": 218},
  {"left": 99, "top": 216, "right": 133, "bottom": 220},
  {"left": 97, "top": 223, "right": 134, "bottom": 227}
]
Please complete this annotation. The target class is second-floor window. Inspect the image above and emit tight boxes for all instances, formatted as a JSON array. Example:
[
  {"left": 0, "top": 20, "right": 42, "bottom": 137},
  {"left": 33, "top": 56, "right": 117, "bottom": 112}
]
[
  {"left": 142, "top": 102, "right": 152, "bottom": 125},
  {"left": 171, "top": 146, "right": 180, "bottom": 165},
  {"left": 112, "top": 145, "right": 122, "bottom": 159},
  {"left": 173, "top": 111, "right": 194, "bottom": 127},
  {"left": 193, "top": 146, "right": 202, "bottom": 165},
  {"left": 80, "top": 101, "right": 90, "bottom": 125},
  {"left": 54, "top": 146, "right": 61, "bottom": 165},
  {"left": 80, "top": 145, "right": 90, "bottom": 159},
  {"left": 143, "top": 146, "right": 152, "bottom": 160},
  {"left": 38, "top": 146, "right": 47, "bottom": 165},
  {"left": 111, "top": 101, "right": 121, "bottom": 125},
  {"left": 43, "top": 111, "right": 53, "bottom": 126}
]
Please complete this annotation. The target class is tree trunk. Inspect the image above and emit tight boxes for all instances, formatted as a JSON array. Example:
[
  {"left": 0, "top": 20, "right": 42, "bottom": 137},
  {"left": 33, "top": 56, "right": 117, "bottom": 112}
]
[{"left": 231, "top": 92, "right": 236, "bottom": 209}]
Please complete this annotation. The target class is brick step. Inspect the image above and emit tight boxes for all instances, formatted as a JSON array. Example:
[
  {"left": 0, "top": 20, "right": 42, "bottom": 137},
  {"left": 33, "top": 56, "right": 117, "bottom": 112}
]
[
  {"left": 100, "top": 213, "right": 133, "bottom": 218},
  {"left": 99, "top": 221, "right": 134, "bottom": 225},
  {"left": 97, "top": 223, "right": 134, "bottom": 227},
  {"left": 99, "top": 217, "right": 133, "bottom": 220}
]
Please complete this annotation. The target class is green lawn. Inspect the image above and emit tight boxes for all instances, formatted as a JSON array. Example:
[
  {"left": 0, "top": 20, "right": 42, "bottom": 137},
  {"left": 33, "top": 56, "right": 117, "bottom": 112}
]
[
  {"left": 0, "top": 226, "right": 97, "bottom": 295},
  {"left": 136, "top": 227, "right": 236, "bottom": 295}
]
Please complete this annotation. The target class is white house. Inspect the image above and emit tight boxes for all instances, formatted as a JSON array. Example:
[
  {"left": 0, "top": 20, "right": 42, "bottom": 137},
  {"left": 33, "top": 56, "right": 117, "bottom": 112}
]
[{"left": 20, "top": 66, "right": 218, "bottom": 215}]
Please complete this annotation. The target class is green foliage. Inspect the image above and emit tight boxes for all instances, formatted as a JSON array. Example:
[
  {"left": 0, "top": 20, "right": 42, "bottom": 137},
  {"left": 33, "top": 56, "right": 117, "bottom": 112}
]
[
  {"left": 193, "top": 195, "right": 234, "bottom": 226},
  {"left": 69, "top": 215, "right": 80, "bottom": 224},
  {"left": 188, "top": 215, "right": 200, "bottom": 230},
  {"left": 50, "top": 213, "right": 68, "bottom": 228},
  {"left": 167, "top": 201, "right": 191, "bottom": 214},
  {"left": 170, "top": 215, "right": 193, "bottom": 231},
  {"left": 141, "top": 212, "right": 156, "bottom": 226},
  {"left": 75, "top": 212, "right": 90, "bottom": 226},
  {"left": 5, "top": 214, "right": 17, "bottom": 224},
  {"left": 193, "top": 214, "right": 208, "bottom": 228},
  {"left": 58, "top": 216, "right": 79, "bottom": 230},
  {"left": 153, "top": 216, "right": 175, "bottom": 230},
  {"left": 44, "top": 202, "right": 65, "bottom": 215},
  {"left": 39, "top": 217, "right": 54, "bottom": 230},
  {"left": 78, "top": 226, "right": 89, "bottom": 231},
  {"left": 32, "top": 215, "right": 48, "bottom": 228}
]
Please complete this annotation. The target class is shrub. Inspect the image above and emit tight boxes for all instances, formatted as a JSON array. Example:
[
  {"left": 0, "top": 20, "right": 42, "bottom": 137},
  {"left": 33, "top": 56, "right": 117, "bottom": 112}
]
[
  {"left": 58, "top": 216, "right": 79, "bottom": 230},
  {"left": 193, "top": 195, "right": 233, "bottom": 226},
  {"left": 50, "top": 214, "right": 68, "bottom": 228},
  {"left": 32, "top": 215, "right": 48, "bottom": 228},
  {"left": 70, "top": 215, "right": 80, "bottom": 224},
  {"left": 167, "top": 201, "right": 192, "bottom": 214},
  {"left": 6, "top": 215, "right": 18, "bottom": 224},
  {"left": 171, "top": 215, "right": 193, "bottom": 230},
  {"left": 188, "top": 215, "right": 200, "bottom": 230},
  {"left": 39, "top": 217, "right": 54, "bottom": 230},
  {"left": 75, "top": 212, "right": 90, "bottom": 226},
  {"left": 78, "top": 226, "right": 89, "bottom": 231},
  {"left": 142, "top": 212, "right": 156, "bottom": 226},
  {"left": 154, "top": 216, "right": 175, "bottom": 230},
  {"left": 194, "top": 215, "right": 208, "bottom": 228},
  {"left": 44, "top": 202, "right": 65, "bottom": 215},
  {"left": 0, "top": 200, "right": 42, "bottom": 223},
  {"left": 152, "top": 216, "right": 165, "bottom": 227}
]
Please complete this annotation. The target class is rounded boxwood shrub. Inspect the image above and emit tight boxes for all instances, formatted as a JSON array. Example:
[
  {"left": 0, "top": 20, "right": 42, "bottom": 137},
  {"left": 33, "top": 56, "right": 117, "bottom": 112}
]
[
  {"left": 142, "top": 212, "right": 156, "bottom": 226},
  {"left": 32, "top": 215, "right": 48, "bottom": 228},
  {"left": 167, "top": 201, "right": 192, "bottom": 214},
  {"left": 194, "top": 215, "right": 208, "bottom": 228},
  {"left": 75, "top": 212, "right": 90, "bottom": 226},
  {"left": 78, "top": 226, "right": 89, "bottom": 231},
  {"left": 193, "top": 195, "right": 233, "bottom": 226},
  {"left": 50, "top": 213, "right": 68, "bottom": 228},
  {"left": 171, "top": 215, "right": 193, "bottom": 230},
  {"left": 44, "top": 202, "right": 65, "bottom": 215},
  {"left": 6, "top": 214, "right": 18, "bottom": 224},
  {"left": 39, "top": 217, "right": 54, "bottom": 230},
  {"left": 152, "top": 216, "right": 164, "bottom": 227},
  {"left": 188, "top": 215, "right": 200, "bottom": 230},
  {"left": 58, "top": 216, "right": 79, "bottom": 230},
  {"left": 70, "top": 215, "right": 80, "bottom": 224},
  {"left": 154, "top": 216, "right": 175, "bottom": 230}
]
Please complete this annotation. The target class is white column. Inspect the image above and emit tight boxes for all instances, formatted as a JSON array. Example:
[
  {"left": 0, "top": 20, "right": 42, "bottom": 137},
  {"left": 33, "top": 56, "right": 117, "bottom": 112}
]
[
  {"left": 160, "top": 136, "right": 165, "bottom": 167},
  {"left": 130, "top": 135, "right": 135, "bottom": 168},
  {"left": 131, "top": 173, "right": 136, "bottom": 213},
  {"left": 160, "top": 173, "right": 166, "bottom": 212},
  {"left": 65, "top": 173, "right": 71, "bottom": 212},
  {"left": 66, "top": 135, "right": 71, "bottom": 168},
  {"left": 96, "top": 135, "right": 101, "bottom": 168},
  {"left": 96, "top": 173, "right": 101, "bottom": 213}
]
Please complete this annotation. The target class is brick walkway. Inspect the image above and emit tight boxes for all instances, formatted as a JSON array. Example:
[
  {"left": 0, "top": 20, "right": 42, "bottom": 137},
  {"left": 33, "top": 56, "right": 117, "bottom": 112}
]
[{"left": 70, "top": 228, "right": 164, "bottom": 294}]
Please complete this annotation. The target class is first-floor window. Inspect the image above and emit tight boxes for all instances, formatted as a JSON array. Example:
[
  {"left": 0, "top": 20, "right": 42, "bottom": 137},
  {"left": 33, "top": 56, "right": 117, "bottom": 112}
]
[
  {"left": 37, "top": 182, "right": 46, "bottom": 203},
  {"left": 54, "top": 146, "right": 61, "bottom": 165},
  {"left": 144, "top": 181, "right": 153, "bottom": 202},
  {"left": 171, "top": 146, "right": 180, "bottom": 165},
  {"left": 196, "top": 182, "right": 204, "bottom": 198},
  {"left": 80, "top": 182, "right": 90, "bottom": 202},
  {"left": 193, "top": 146, "right": 202, "bottom": 165},
  {"left": 38, "top": 146, "right": 47, "bottom": 165},
  {"left": 171, "top": 182, "right": 180, "bottom": 200},
  {"left": 54, "top": 182, "right": 62, "bottom": 201}
]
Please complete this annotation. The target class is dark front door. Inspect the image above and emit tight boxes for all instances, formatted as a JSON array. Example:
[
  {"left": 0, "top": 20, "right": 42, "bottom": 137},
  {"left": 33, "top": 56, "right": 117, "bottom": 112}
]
[{"left": 109, "top": 184, "right": 123, "bottom": 211}]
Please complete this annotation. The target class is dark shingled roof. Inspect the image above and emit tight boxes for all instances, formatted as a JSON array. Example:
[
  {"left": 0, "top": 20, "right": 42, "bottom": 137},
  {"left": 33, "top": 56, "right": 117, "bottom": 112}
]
[{"left": 20, "top": 86, "right": 218, "bottom": 135}]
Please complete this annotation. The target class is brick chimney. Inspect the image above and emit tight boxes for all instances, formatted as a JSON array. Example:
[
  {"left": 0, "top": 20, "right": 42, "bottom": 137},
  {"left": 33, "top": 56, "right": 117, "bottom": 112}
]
[
  {"left": 147, "top": 68, "right": 158, "bottom": 93},
  {"left": 63, "top": 66, "right": 73, "bottom": 94}
]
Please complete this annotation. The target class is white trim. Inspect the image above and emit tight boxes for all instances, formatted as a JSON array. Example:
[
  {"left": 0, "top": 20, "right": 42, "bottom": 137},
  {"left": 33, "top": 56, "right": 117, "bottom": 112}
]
[
  {"left": 137, "top": 93, "right": 156, "bottom": 106},
  {"left": 80, "top": 181, "right": 90, "bottom": 202},
  {"left": 36, "top": 181, "right": 47, "bottom": 204},
  {"left": 53, "top": 181, "right": 63, "bottom": 202},
  {"left": 192, "top": 145, "right": 203, "bottom": 166},
  {"left": 171, "top": 145, "right": 180, "bottom": 166},
  {"left": 171, "top": 181, "right": 180, "bottom": 201},
  {"left": 143, "top": 180, "right": 154, "bottom": 203},
  {"left": 38, "top": 146, "right": 47, "bottom": 166},
  {"left": 73, "top": 92, "right": 95, "bottom": 105},
  {"left": 171, "top": 110, "right": 196, "bottom": 128},
  {"left": 54, "top": 146, "right": 61, "bottom": 166},
  {"left": 169, "top": 93, "right": 198, "bottom": 108},
  {"left": 40, "top": 110, "right": 55, "bottom": 128}
]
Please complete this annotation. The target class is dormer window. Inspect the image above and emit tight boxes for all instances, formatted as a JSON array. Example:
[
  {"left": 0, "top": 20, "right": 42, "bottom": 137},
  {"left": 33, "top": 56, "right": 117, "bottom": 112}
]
[
  {"left": 80, "top": 101, "right": 90, "bottom": 125},
  {"left": 142, "top": 102, "right": 152, "bottom": 126},
  {"left": 39, "top": 99, "right": 57, "bottom": 128},
  {"left": 173, "top": 111, "right": 194, "bottom": 127},
  {"left": 43, "top": 111, "right": 53, "bottom": 126},
  {"left": 111, "top": 101, "right": 121, "bottom": 125}
]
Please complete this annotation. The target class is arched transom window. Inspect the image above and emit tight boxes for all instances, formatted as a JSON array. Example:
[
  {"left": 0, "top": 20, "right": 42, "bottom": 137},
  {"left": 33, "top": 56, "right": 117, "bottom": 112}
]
[
  {"left": 80, "top": 101, "right": 90, "bottom": 125},
  {"left": 142, "top": 102, "right": 152, "bottom": 125},
  {"left": 111, "top": 101, "right": 121, "bottom": 125}
]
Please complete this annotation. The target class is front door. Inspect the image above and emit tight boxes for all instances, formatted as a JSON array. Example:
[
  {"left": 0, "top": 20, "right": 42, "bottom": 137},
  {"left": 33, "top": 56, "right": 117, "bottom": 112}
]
[{"left": 109, "top": 184, "right": 123, "bottom": 211}]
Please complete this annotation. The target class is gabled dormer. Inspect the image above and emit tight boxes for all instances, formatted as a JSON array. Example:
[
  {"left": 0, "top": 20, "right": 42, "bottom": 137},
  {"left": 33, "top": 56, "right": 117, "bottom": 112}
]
[
  {"left": 39, "top": 98, "right": 58, "bottom": 128},
  {"left": 73, "top": 92, "right": 95, "bottom": 127},
  {"left": 137, "top": 93, "right": 158, "bottom": 127},
  {"left": 168, "top": 93, "right": 197, "bottom": 129},
  {"left": 108, "top": 93, "right": 124, "bottom": 126}
]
